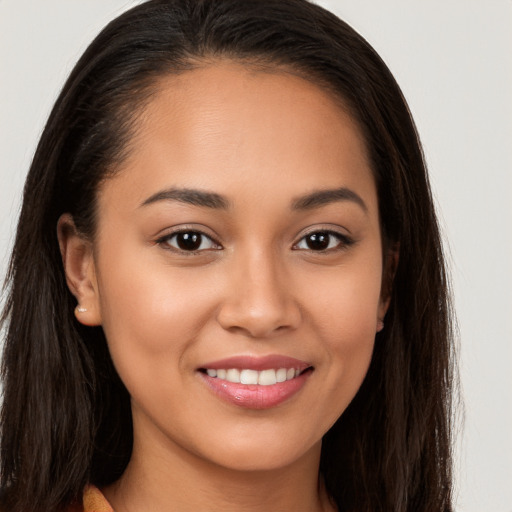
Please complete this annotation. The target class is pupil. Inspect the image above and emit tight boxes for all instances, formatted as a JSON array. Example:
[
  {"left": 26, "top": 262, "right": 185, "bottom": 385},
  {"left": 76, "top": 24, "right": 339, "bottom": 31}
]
[
  {"left": 307, "top": 232, "right": 330, "bottom": 250},
  {"left": 177, "top": 232, "right": 201, "bottom": 251}
]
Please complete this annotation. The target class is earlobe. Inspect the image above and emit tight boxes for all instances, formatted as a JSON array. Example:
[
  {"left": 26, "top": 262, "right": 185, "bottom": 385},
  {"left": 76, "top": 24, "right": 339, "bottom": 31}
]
[{"left": 57, "top": 214, "right": 102, "bottom": 326}]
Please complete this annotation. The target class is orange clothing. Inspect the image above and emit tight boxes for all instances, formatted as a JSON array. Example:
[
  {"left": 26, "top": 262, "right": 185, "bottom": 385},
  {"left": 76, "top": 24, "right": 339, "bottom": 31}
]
[{"left": 82, "top": 485, "right": 114, "bottom": 512}]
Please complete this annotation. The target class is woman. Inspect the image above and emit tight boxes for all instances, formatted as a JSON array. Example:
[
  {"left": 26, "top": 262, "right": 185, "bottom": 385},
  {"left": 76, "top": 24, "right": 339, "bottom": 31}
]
[{"left": 0, "top": 0, "right": 455, "bottom": 511}]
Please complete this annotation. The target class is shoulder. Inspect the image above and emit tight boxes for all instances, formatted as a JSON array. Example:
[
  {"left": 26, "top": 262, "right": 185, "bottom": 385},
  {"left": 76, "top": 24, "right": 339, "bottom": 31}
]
[
  {"left": 82, "top": 485, "right": 114, "bottom": 512},
  {"left": 64, "top": 485, "right": 113, "bottom": 512}
]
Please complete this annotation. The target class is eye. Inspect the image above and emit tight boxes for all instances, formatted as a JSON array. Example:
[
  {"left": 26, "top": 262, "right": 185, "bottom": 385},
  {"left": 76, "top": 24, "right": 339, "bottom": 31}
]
[
  {"left": 158, "top": 230, "right": 221, "bottom": 252},
  {"left": 294, "top": 230, "right": 352, "bottom": 252}
]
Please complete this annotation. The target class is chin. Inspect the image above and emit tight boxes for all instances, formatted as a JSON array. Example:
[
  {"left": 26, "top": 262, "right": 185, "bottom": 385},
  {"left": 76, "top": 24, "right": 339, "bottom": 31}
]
[{"left": 199, "top": 435, "right": 322, "bottom": 473}]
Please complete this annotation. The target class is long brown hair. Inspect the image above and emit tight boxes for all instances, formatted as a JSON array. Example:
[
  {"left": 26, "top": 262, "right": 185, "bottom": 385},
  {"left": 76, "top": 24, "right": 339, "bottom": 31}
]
[{"left": 1, "top": 1, "right": 456, "bottom": 511}]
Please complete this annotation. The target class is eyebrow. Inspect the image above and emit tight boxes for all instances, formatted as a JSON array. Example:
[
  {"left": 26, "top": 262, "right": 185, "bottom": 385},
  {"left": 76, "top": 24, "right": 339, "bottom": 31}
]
[
  {"left": 140, "top": 185, "right": 367, "bottom": 213},
  {"left": 291, "top": 187, "right": 368, "bottom": 213},
  {"left": 140, "top": 187, "right": 230, "bottom": 209}
]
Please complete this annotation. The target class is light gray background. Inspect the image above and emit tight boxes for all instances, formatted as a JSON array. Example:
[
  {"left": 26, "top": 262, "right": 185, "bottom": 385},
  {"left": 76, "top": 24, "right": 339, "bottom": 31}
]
[{"left": 1, "top": 1, "right": 511, "bottom": 511}]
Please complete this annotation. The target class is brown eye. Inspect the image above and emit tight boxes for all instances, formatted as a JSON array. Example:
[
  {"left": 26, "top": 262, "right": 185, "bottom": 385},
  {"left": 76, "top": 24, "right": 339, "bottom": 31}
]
[
  {"left": 295, "top": 231, "right": 352, "bottom": 251},
  {"left": 305, "top": 232, "right": 330, "bottom": 250},
  {"left": 162, "top": 231, "right": 219, "bottom": 252}
]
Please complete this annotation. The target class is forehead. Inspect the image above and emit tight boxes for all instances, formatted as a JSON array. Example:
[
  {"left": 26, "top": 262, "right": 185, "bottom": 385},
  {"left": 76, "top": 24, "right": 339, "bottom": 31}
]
[
  {"left": 100, "top": 60, "right": 376, "bottom": 214},
  {"left": 136, "top": 60, "right": 367, "bottom": 158}
]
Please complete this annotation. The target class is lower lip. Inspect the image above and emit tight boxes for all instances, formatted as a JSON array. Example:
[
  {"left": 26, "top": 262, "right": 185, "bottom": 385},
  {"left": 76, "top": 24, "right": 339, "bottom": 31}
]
[{"left": 199, "top": 370, "right": 312, "bottom": 410}]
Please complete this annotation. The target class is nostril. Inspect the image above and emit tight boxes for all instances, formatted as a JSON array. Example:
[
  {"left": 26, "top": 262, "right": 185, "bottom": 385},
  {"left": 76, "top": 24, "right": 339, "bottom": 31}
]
[{"left": 216, "top": 299, "right": 302, "bottom": 339}]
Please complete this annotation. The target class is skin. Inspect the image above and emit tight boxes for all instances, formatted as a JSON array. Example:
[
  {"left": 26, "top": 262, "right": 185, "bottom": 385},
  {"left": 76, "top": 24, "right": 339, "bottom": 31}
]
[{"left": 59, "top": 61, "right": 390, "bottom": 512}]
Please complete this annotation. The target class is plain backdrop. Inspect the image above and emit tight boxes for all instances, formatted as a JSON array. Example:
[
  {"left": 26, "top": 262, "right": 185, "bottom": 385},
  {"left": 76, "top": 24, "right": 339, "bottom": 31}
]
[{"left": 1, "top": 1, "right": 511, "bottom": 511}]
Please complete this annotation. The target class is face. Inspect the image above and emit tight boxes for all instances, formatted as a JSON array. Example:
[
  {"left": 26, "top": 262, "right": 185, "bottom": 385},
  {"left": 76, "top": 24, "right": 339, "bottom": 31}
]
[{"left": 69, "top": 61, "right": 388, "bottom": 472}]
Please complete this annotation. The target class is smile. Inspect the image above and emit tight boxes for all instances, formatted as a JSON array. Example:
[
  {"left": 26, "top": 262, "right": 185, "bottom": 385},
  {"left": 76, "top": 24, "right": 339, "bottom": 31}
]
[
  {"left": 198, "top": 355, "right": 313, "bottom": 409},
  {"left": 203, "top": 368, "right": 302, "bottom": 385}
]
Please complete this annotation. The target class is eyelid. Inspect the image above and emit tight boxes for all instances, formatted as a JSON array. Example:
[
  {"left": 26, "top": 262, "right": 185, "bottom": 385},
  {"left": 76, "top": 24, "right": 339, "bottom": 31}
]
[
  {"left": 153, "top": 224, "right": 354, "bottom": 254},
  {"left": 155, "top": 225, "right": 223, "bottom": 253},
  {"left": 292, "top": 226, "right": 355, "bottom": 251}
]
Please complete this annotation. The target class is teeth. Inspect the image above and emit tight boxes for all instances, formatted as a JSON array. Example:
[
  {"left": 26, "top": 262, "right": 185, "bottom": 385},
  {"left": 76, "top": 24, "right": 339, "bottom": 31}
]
[
  {"left": 258, "top": 369, "right": 277, "bottom": 385},
  {"left": 276, "top": 368, "right": 287, "bottom": 383},
  {"left": 240, "top": 369, "right": 258, "bottom": 384},
  {"left": 205, "top": 367, "right": 303, "bottom": 385},
  {"left": 226, "top": 369, "right": 240, "bottom": 383}
]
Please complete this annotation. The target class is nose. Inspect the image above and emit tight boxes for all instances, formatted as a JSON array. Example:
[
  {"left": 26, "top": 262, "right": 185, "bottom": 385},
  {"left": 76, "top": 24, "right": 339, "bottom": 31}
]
[{"left": 216, "top": 249, "right": 302, "bottom": 339}]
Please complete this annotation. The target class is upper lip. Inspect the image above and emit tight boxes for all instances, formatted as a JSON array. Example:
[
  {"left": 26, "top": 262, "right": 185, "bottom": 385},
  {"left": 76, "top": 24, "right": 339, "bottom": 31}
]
[{"left": 199, "top": 355, "right": 312, "bottom": 372}]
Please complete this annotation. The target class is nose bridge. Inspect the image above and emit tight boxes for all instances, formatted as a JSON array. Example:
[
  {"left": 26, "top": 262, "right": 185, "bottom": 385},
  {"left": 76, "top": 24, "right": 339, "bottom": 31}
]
[{"left": 217, "top": 244, "right": 300, "bottom": 337}]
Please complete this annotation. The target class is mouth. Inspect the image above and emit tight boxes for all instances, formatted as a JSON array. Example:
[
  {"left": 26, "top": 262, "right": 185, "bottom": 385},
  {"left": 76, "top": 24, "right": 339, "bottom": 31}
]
[
  {"left": 199, "top": 367, "right": 309, "bottom": 385},
  {"left": 197, "top": 355, "right": 314, "bottom": 409}
]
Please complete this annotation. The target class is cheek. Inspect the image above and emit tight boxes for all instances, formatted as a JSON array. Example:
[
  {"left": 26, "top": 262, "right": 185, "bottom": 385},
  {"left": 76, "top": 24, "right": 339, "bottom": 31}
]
[
  {"left": 304, "top": 255, "right": 383, "bottom": 341},
  {"left": 94, "top": 260, "right": 217, "bottom": 422},
  {"left": 300, "top": 254, "right": 382, "bottom": 402},
  {"left": 94, "top": 245, "right": 223, "bottom": 385}
]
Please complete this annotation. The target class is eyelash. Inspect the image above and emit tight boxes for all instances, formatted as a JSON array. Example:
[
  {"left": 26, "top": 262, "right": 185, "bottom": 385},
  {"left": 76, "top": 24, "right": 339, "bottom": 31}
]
[
  {"left": 292, "top": 230, "right": 354, "bottom": 252},
  {"left": 156, "top": 229, "right": 221, "bottom": 254},
  {"left": 156, "top": 228, "right": 354, "bottom": 254}
]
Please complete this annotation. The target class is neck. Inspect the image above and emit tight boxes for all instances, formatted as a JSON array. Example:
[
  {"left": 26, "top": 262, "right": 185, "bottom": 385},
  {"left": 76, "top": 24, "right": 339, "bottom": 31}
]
[{"left": 103, "top": 417, "right": 335, "bottom": 512}]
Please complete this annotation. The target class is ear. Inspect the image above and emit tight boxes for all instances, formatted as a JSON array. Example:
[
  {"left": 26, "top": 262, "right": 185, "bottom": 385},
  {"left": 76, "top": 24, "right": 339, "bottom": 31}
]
[
  {"left": 377, "top": 244, "right": 399, "bottom": 327},
  {"left": 57, "top": 214, "right": 102, "bottom": 326}
]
